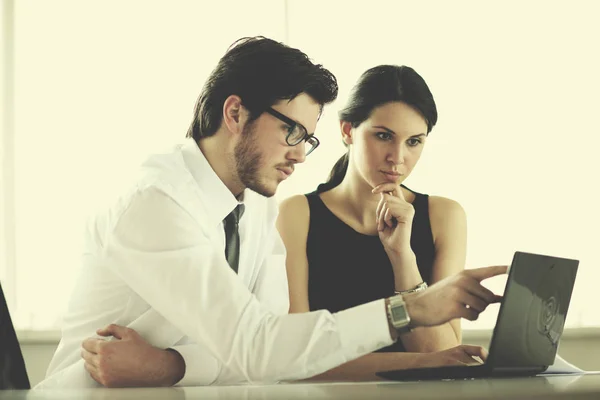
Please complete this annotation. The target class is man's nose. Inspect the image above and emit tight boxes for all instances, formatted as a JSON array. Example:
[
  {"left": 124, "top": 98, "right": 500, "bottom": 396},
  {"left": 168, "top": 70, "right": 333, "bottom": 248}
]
[{"left": 289, "top": 142, "right": 307, "bottom": 164}]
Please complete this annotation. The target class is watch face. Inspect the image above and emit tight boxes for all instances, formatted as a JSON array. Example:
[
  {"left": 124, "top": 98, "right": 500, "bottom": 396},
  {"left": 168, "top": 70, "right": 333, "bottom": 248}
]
[{"left": 392, "top": 305, "right": 408, "bottom": 322}]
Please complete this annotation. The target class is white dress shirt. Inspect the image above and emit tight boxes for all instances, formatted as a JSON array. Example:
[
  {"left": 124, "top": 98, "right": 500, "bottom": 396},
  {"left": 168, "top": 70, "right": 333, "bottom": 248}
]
[{"left": 36, "top": 139, "right": 394, "bottom": 388}]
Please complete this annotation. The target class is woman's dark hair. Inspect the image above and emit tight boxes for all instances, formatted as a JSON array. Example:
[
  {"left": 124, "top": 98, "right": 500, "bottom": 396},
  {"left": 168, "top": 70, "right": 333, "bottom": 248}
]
[
  {"left": 186, "top": 36, "right": 338, "bottom": 141},
  {"left": 323, "top": 65, "right": 438, "bottom": 190}
]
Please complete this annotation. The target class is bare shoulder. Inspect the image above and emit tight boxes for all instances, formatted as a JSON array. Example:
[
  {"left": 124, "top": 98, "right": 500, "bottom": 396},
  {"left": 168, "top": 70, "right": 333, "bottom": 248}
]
[
  {"left": 428, "top": 196, "right": 467, "bottom": 243},
  {"left": 277, "top": 195, "right": 310, "bottom": 240},
  {"left": 278, "top": 195, "right": 310, "bottom": 222},
  {"left": 428, "top": 196, "right": 466, "bottom": 220}
]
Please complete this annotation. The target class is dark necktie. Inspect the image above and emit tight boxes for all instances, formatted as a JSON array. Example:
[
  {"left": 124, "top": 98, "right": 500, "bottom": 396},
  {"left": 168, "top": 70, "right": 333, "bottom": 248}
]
[{"left": 223, "top": 204, "right": 245, "bottom": 273}]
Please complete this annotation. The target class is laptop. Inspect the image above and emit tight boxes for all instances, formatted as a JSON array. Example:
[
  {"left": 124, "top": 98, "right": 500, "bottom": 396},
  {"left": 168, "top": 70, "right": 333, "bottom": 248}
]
[
  {"left": 377, "top": 251, "right": 579, "bottom": 381},
  {"left": 0, "top": 281, "right": 31, "bottom": 389}
]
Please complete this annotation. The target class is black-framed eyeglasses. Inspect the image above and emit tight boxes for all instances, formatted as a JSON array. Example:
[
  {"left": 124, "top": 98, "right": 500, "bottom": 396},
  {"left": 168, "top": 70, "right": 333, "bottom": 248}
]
[{"left": 264, "top": 107, "right": 320, "bottom": 156}]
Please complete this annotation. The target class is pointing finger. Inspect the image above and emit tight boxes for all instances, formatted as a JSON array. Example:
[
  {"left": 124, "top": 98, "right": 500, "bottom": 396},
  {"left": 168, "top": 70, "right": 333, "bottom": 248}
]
[
  {"left": 465, "top": 265, "right": 508, "bottom": 282},
  {"left": 463, "top": 277, "right": 501, "bottom": 304}
]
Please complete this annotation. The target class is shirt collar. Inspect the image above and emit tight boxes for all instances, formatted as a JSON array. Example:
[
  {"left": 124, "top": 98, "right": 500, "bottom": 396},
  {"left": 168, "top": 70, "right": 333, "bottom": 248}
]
[{"left": 181, "top": 138, "right": 245, "bottom": 227}]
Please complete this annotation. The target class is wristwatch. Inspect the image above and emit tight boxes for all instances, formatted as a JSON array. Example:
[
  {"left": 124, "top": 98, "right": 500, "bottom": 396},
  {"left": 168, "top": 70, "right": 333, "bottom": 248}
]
[{"left": 387, "top": 294, "right": 412, "bottom": 334}]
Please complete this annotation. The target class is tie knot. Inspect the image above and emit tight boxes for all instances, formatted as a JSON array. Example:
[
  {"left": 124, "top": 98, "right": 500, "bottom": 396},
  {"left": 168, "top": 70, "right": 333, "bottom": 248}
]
[{"left": 225, "top": 204, "right": 245, "bottom": 226}]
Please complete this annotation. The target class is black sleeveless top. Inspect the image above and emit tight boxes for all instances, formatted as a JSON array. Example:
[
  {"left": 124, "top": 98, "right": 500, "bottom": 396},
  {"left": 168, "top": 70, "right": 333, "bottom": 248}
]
[{"left": 305, "top": 184, "right": 436, "bottom": 353}]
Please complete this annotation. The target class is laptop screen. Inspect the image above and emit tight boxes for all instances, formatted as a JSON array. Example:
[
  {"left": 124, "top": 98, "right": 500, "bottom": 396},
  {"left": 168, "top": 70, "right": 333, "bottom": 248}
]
[
  {"left": 487, "top": 252, "right": 579, "bottom": 370},
  {"left": 0, "top": 282, "right": 30, "bottom": 390}
]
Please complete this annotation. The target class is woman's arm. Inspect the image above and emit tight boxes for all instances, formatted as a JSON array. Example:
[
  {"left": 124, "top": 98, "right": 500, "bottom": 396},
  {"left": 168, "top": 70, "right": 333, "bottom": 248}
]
[
  {"left": 398, "top": 196, "right": 467, "bottom": 352},
  {"left": 276, "top": 195, "right": 311, "bottom": 313},
  {"left": 276, "top": 195, "right": 478, "bottom": 381}
]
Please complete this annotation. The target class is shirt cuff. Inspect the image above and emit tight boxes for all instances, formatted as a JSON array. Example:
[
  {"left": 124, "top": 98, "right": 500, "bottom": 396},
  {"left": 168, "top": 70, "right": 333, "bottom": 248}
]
[
  {"left": 170, "top": 344, "right": 221, "bottom": 386},
  {"left": 334, "top": 299, "right": 395, "bottom": 361}
]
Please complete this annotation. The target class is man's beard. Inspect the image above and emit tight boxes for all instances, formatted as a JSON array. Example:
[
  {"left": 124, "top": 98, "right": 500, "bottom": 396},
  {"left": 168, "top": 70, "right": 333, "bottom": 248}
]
[{"left": 234, "top": 122, "right": 276, "bottom": 198}]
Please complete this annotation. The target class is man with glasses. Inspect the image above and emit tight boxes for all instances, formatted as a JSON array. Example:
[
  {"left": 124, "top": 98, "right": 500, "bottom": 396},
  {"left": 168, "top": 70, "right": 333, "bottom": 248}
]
[
  {"left": 37, "top": 37, "right": 506, "bottom": 389},
  {"left": 264, "top": 107, "right": 320, "bottom": 156}
]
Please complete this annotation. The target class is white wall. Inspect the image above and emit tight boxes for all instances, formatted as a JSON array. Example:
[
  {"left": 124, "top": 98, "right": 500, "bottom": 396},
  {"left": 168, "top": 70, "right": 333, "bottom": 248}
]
[{"left": 6, "top": 0, "right": 599, "bottom": 332}]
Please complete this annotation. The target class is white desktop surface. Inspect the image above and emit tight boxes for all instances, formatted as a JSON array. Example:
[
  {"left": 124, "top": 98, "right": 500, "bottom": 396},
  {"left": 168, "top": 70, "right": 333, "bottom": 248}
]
[{"left": 2, "top": 374, "right": 600, "bottom": 400}]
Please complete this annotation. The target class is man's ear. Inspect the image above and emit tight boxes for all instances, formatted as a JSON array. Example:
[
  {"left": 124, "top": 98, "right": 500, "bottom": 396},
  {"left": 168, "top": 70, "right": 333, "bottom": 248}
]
[
  {"left": 222, "top": 95, "right": 245, "bottom": 135},
  {"left": 340, "top": 121, "right": 353, "bottom": 145}
]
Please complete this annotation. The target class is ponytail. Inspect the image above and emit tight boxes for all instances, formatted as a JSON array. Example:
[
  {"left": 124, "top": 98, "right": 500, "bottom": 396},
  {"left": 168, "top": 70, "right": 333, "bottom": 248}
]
[{"left": 321, "top": 152, "right": 349, "bottom": 191}]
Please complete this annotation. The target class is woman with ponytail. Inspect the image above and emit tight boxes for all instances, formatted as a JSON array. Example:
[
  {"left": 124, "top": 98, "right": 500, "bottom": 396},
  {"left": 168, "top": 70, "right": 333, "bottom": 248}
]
[{"left": 277, "top": 65, "right": 485, "bottom": 380}]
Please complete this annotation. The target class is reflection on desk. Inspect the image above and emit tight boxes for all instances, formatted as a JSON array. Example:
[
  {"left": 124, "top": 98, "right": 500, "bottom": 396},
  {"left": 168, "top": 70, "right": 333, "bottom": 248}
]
[{"left": 1, "top": 374, "right": 600, "bottom": 400}]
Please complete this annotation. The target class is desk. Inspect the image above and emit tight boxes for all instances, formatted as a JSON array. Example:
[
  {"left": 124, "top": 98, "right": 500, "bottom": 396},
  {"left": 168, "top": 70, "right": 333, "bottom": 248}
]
[{"left": 2, "top": 374, "right": 600, "bottom": 400}]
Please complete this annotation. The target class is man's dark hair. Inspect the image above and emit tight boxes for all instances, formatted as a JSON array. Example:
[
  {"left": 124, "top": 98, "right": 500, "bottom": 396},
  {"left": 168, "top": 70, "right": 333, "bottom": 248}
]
[{"left": 186, "top": 36, "right": 338, "bottom": 141}]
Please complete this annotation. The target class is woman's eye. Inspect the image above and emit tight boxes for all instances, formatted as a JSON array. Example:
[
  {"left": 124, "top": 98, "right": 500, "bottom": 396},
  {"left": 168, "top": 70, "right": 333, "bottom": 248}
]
[
  {"left": 375, "top": 132, "right": 393, "bottom": 141},
  {"left": 407, "top": 138, "right": 422, "bottom": 146}
]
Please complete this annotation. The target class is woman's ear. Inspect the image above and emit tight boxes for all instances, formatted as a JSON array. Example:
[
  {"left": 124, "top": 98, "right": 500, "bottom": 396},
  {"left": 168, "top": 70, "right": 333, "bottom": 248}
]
[
  {"left": 340, "top": 121, "right": 353, "bottom": 145},
  {"left": 222, "top": 95, "right": 245, "bottom": 135}
]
